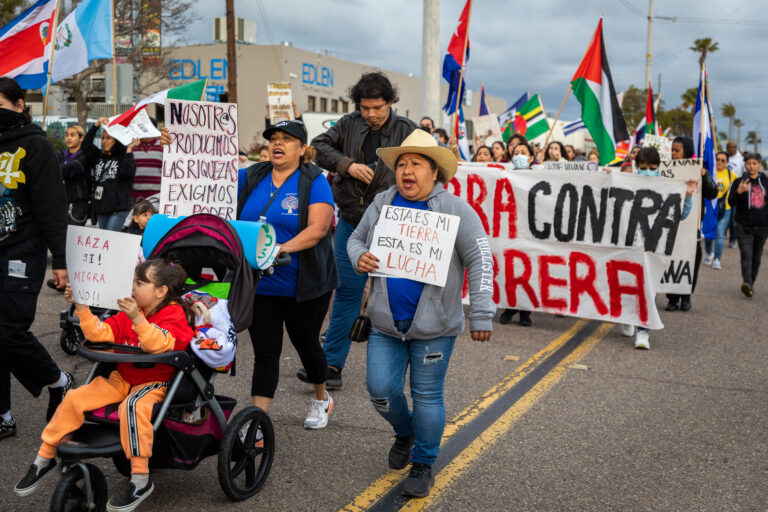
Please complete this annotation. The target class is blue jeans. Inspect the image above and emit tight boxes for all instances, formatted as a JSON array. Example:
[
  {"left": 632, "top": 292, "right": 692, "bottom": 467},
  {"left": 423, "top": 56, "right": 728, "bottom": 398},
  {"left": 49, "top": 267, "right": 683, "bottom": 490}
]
[
  {"left": 704, "top": 209, "right": 732, "bottom": 261},
  {"left": 366, "top": 319, "right": 456, "bottom": 466},
  {"left": 323, "top": 218, "right": 368, "bottom": 369},
  {"left": 97, "top": 210, "right": 130, "bottom": 231}
]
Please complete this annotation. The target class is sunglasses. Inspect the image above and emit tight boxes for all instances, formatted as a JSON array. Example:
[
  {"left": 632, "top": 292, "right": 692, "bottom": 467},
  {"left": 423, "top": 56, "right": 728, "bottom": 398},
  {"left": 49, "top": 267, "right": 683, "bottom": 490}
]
[{"left": 716, "top": 158, "right": 728, "bottom": 162}]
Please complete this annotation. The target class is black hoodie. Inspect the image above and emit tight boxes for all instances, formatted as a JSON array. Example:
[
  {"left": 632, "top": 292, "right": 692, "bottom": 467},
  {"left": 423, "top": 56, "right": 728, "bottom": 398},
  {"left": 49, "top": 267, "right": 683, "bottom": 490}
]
[
  {"left": 0, "top": 121, "right": 68, "bottom": 268},
  {"left": 82, "top": 124, "right": 136, "bottom": 215}
]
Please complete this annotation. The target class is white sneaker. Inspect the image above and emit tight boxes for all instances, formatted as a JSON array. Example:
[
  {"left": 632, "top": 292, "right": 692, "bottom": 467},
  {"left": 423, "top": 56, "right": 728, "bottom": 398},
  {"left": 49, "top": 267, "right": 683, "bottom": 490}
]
[
  {"left": 712, "top": 259, "right": 722, "bottom": 270},
  {"left": 620, "top": 324, "right": 635, "bottom": 337},
  {"left": 703, "top": 253, "right": 714, "bottom": 265},
  {"left": 634, "top": 330, "right": 650, "bottom": 350},
  {"left": 304, "top": 393, "right": 333, "bottom": 429}
]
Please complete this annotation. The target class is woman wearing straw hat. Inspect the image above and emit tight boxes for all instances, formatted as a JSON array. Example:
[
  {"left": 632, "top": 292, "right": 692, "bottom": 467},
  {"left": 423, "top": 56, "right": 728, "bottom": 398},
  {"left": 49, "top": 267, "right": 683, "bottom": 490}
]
[{"left": 347, "top": 129, "right": 494, "bottom": 497}]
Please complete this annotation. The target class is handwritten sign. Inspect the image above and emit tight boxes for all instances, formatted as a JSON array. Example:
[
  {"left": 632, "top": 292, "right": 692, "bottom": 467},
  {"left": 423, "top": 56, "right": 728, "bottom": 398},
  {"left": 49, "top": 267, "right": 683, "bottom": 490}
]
[
  {"left": 104, "top": 109, "right": 161, "bottom": 146},
  {"left": 161, "top": 99, "right": 239, "bottom": 219},
  {"left": 66, "top": 226, "right": 142, "bottom": 309},
  {"left": 369, "top": 205, "right": 460, "bottom": 287},
  {"left": 267, "top": 82, "right": 294, "bottom": 125},
  {"left": 472, "top": 114, "right": 503, "bottom": 147},
  {"left": 643, "top": 134, "right": 672, "bottom": 161}
]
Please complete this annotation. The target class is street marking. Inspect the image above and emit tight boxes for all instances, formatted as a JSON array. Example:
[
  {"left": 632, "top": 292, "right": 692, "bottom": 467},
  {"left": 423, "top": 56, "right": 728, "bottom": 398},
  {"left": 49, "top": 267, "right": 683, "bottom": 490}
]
[
  {"left": 339, "top": 319, "right": 590, "bottom": 512},
  {"left": 399, "top": 321, "right": 613, "bottom": 511}
]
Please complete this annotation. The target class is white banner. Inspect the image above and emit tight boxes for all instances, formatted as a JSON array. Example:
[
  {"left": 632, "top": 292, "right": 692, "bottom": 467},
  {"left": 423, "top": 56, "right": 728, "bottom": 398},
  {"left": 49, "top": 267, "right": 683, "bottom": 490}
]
[
  {"left": 66, "top": 226, "right": 142, "bottom": 310},
  {"left": 369, "top": 205, "right": 460, "bottom": 287},
  {"left": 161, "top": 99, "right": 239, "bottom": 220}
]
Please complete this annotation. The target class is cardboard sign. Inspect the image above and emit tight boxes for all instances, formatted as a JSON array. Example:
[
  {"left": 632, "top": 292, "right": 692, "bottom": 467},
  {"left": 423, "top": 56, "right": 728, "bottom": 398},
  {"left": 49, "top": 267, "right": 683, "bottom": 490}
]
[
  {"left": 369, "top": 205, "right": 460, "bottom": 287},
  {"left": 161, "top": 99, "right": 239, "bottom": 220},
  {"left": 643, "top": 134, "right": 672, "bottom": 161},
  {"left": 66, "top": 226, "right": 142, "bottom": 310},
  {"left": 472, "top": 114, "right": 503, "bottom": 147},
  {"left": 104, "top": 109, "right": 161, "bottom": 146},
  {"left": 267, "top": 82, "right": 294, "bottom": 124},
  {"left": 536, "top": 161, "right": 602, "bottom": 172}
]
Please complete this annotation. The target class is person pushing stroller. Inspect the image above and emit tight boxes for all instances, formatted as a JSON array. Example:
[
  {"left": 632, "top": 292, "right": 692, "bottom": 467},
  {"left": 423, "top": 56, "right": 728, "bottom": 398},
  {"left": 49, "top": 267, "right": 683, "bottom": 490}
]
[{"left": 14, "top": 259, "right": 194, "bottom": 512}]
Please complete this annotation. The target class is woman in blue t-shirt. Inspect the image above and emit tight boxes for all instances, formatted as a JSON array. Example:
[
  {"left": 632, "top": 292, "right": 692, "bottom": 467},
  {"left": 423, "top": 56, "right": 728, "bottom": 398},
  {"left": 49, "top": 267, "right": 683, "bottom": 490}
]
[{"left": 237, "top": 120, "right": 338, "bottom": 430}]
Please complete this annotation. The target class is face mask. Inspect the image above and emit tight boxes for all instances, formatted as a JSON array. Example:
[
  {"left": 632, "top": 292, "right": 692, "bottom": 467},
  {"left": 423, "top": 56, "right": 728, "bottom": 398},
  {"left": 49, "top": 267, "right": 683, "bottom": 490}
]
[
  {"left": 512, "top": 154, "right": 530, "bottom": 170},
  {"left": 636, "top": 167, "right": 658, "bottom": 177},
  {"left": 0, "top": 107, "right": 25, "bottom": 132}
]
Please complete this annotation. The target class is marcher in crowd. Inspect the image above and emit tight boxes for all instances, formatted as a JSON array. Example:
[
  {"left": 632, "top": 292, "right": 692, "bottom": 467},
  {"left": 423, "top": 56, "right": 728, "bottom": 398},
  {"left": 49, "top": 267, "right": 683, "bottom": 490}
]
[
  {"left": 122, "top": 199, "right": 156, "bottom": 237},
  {"left": 0, "top": 77, "right": 73, "bottom": 441},
  {"left": 728, "top": 152, "right": 768, "bottom": 298},
  {"left": 82, "top": 118, "right": 137, "bottom": 231},
  {"left": 625, "top": 145, "right": 641, "bottom": 164},
  {"left": 506, "top": 133, "right": 527, "bottom": 161},
  {"left": 348, "top": 129, "right": 493, "bottom": 498},
  {"left": 491, "top": 140, "right": 507, "bottom": 162},
  {"left": 434, "top": 128, "right": 449, "bottom": 145},
  {"left": 621, "top": 147, "right": 697, "bottom": 349},
  {"left": 238, "top": 150, "right": 249, "bottom": 167},
  {"left": 256, "top": 144, "right": 269, "bottom": 162},
  {"left": 499, "top": 141, "right": 536, "bottom": 327},
  {"left": 726, "top": 140, "right": 745, "bottom": 248},
  {"left": 588, "top": 148, "right": 600, "bottom": 163},
  {"left": 305, "top": 72, "right": 416, "bottom": 389},
  {"left": 704, "top": 151, "right": 738, "bottom": 270},
  {"left": 473, "top": 145, "right": 493, "bottom": 162},
  {"left": 564, "top": 144, "right": 576, "bottom": 161},
  {"left": 419, "top": 116, "right": 435, "bottom": 134},
  {"left": 238, "top": 120, "right": 338, "bottom": 428},
  {"left": 664, "top": 136, "right": 717, "bottom": 312},
  {"left": 543, "top": 141, "right": 567, "bottom": 162},
  {"left": 131, "top": 118, "right": 163, "bottom": 202}
]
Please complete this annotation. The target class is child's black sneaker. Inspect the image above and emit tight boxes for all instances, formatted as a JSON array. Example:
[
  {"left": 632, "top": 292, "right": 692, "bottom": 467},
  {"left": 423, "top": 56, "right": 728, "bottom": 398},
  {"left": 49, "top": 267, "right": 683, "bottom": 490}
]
[
  {"left": 107, "top": 479, "right": 154, "bottom": 512},
  {"left": 401, "top": 462, "right": 434, "bottom": 498},
  {"left": 14, "top": 459, "right": 57, "bottom": 496},
  {"left": 46, "top": 371, "right": 74, "bottom": 421},
  {"left": 0, "top": 417, "right": 17, "bottom": 440}
]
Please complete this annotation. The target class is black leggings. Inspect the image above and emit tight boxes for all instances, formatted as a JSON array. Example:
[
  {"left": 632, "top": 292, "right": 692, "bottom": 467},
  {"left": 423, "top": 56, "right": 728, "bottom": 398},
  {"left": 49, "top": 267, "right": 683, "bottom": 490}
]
[
  {"left": 667, "top": 239, "right": 703, "bottom": 304},
  {"left": 248, "top": 292, "right": 332, "bottom": 398},
  {"left": 735, "top": 223, "right": 768, "bottom": 286}
]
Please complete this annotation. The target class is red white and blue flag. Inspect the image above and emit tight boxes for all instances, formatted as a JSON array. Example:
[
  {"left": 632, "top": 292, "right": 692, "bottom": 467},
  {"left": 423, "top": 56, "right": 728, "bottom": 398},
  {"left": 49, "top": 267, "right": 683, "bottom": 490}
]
[
  {"left": 455, "top": 105, "right": 470, "bottom": 160},
  {"left": 0, "top": 0, "right": 57, "bottom": 89},
  {"left": 478, "top": 84, "right": 491, "bottom": 116},
  {"left": 442, "top": 0, "right": 471, "bottom": 115}
]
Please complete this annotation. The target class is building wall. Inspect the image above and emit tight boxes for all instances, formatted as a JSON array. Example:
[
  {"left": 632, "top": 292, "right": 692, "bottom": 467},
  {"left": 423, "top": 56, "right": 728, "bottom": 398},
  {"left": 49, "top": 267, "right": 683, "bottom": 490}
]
[{"left": 153, "top": 43, "right": 506, "bottom": 151}]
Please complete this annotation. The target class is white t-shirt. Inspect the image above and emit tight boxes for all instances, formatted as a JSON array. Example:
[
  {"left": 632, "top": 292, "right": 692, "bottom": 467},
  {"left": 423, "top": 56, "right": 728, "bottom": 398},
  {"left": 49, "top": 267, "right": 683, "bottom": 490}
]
[{"left": 727, "top": 151, "right": 745, "bottom": 177}]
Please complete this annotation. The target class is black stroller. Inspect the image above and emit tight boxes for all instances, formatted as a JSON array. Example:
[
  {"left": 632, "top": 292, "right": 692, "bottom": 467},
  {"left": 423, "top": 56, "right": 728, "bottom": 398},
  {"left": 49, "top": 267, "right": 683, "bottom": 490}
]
[{"left": 48, "top": 214, "right": 285, "bottom": 511}]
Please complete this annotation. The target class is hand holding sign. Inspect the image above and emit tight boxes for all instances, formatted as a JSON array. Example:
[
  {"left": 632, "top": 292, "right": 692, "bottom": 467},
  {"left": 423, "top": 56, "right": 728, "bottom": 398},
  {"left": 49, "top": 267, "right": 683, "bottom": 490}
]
[{"left": 358, "top": 252, "right": 380, "bottom": 273}]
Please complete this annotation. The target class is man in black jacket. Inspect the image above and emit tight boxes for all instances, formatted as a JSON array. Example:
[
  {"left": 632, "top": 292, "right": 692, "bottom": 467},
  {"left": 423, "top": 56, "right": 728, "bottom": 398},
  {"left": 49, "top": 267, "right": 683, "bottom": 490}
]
[{"left": 299, "top": 72, "right": 416, "bottom": 389}]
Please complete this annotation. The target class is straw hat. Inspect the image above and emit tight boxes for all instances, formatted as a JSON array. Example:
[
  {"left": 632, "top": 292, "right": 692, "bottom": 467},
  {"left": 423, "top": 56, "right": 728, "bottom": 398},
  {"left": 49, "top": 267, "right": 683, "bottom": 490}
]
[{"left": 377, "top": 129, "right": 458, "bottom": 182}]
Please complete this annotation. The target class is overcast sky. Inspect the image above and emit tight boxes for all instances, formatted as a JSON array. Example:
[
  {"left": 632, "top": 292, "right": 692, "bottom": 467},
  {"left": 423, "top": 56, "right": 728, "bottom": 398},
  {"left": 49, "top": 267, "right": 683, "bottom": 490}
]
[{"left": 187, "top": 0, "right": 768, "bottom": 150}]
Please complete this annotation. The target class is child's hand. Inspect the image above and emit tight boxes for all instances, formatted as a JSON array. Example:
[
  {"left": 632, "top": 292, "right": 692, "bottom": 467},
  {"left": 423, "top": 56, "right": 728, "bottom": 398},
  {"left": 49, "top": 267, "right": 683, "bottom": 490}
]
[
  {"left": 64, "top": 285, "right": 88, "bottom": 311},
  {"left": 117, "top": 297, "right": 143, "bottom": 324}
]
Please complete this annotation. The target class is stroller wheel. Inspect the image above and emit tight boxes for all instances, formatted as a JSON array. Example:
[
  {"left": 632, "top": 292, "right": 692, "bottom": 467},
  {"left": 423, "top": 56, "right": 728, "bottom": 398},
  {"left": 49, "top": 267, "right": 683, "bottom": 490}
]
[
  {"left": 59, "top": 329, "right": 83, "bottom": 355},
  {"left": 218, "top": 406, "right": 275, "bottom": 501},
  {"left": 51, "top": 463, "right": 108, "bottom": 512}
]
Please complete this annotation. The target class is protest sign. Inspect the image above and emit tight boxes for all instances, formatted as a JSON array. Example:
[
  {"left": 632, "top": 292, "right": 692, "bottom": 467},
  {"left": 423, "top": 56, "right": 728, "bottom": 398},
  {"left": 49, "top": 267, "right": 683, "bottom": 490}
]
[
  {"left": 66, "top": 226, "right": 142, "bottom": 310},
  {"left": 267, "top": 82, "right": 294, "bottom": 125},
  {"left": 472, "top": 114, "right": 503, "bottom": 147},
  {"left": 161, "top": 99, "right": 239, "bottom": 220},
  {"left": 369, "top": 205, "right": 460, "bottom": 287},
  {"left": 643, "top": 134, "right": 672, "bottom": 161},
  {"left": 536, "top": 161, "right": 601, "bottom": 172},
  {"left": 447, "top": 162, "right": 698, "bottom": 328},
  {"left": 104, "top": 109, "right": 161, "bottom": 146}
]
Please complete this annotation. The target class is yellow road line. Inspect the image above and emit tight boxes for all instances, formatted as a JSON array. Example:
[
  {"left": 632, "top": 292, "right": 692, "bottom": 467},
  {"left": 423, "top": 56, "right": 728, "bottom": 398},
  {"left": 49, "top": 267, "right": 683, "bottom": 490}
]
[
  {"left": 339, "top": 318, "right": 589, "bottom": 512},
  {"left": 399, "top": 321, "right": 614, "bottom": 512}
]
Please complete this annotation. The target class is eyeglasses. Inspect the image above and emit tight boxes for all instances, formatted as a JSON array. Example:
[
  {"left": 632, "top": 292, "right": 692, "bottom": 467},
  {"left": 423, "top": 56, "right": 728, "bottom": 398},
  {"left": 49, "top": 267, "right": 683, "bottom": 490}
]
[{"left": 716, "top": 158, "right": 728, "bottom": 162}]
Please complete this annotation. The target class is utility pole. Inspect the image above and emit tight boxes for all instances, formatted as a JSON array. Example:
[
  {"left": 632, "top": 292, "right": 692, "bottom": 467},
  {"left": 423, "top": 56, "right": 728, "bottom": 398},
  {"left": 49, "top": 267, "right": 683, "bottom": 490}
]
[
  {"left": 225, "top": 0, "right": 237, "bottom": 103},
  {"left": 645, "top": 0, "right": 654, "bottom": 88},
  {"left": 421, "top": 0, "right": 440, "bottom": 126}
]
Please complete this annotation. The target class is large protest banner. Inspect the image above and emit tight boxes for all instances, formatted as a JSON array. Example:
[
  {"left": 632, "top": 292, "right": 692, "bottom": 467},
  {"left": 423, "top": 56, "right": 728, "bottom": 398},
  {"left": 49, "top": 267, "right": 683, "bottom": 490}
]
[
  {"left": 447, "top": 163, "right": 698, "bottom": 328},
  {"left": 161, "top": 99, "right": 239, "bottom": 219},
  {"left": 66, "top": 226, "right": 142, "bottom": 309}
]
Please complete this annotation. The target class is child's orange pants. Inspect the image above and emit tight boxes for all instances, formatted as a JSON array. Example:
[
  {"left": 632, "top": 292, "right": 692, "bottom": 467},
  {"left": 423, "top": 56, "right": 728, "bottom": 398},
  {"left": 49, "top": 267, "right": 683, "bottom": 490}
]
[{"left": 39, "top": 370, "right": 166, "bottom": 474}]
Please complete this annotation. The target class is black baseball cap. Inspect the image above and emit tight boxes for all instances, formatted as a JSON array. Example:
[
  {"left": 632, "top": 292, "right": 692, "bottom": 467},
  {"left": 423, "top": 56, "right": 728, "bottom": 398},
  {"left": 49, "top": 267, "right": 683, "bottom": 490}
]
[{"left": 263, "top": 120, "right": 308, "bottom": 145}]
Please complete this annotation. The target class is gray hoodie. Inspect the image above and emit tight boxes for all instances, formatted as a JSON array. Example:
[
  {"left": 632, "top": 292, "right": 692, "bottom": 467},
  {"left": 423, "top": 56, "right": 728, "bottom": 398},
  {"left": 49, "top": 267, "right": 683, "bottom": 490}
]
[{"left": 347, "top": 185, "right": 495, "bottom": 340}]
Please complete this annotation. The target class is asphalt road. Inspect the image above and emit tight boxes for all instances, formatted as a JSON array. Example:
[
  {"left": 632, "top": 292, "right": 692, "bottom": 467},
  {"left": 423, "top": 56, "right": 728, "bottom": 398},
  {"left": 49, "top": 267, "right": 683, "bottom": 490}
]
[{"left": 1, "top": 243, "right": 766, "bottom": 511}]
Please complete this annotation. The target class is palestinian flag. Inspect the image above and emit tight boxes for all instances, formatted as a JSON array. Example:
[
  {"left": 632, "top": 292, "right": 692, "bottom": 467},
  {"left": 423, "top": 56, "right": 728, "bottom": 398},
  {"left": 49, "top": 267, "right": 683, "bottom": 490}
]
[
  {"left": 570, "top": 19, "right": 628, "bottom": 165},
  {"left": 109, "top": 79, "right": 207, "bottom": 128},
  {"left": 644, "top": 83, "right": 656, "bottom": 136},
  {"left": 513, "top": 94, "right": 549, "bottom": 140}
]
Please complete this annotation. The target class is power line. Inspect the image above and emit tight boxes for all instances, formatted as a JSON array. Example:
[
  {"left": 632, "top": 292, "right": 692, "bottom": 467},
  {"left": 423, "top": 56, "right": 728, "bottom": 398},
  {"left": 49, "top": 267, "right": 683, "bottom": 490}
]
[{"left": 619, "top": 0, "right": 768, "bottom": 25}]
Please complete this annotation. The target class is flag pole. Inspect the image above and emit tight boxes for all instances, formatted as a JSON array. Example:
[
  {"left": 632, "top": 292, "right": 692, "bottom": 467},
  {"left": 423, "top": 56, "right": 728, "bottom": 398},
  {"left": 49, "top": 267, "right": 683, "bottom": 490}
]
[
  {"left": 698, "top": 62, "right": 706, "bottom": 158},
  {"left": 42, "top": 0, "right": 62, "bottom": 129},
  {"left": 110, "top": 0, "right": 117, "bottom": 116},
  {"left": 705, "top": 73, "right": 718, "bottom": 151},
  {"left": 541, "top": 85, "right": 571, "bottom": 150},
  {"left": 451, "top": 0, "right": 473, "bottom": 136}
]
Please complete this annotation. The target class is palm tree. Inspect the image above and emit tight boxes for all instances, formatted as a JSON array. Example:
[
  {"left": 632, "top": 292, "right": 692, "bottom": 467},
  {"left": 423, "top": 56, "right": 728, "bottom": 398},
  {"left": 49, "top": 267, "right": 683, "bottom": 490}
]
[
  {"left": 717, "top": 132, "right": 728, "bottom": 150},
  {"left": 733, "top": 119, "right": 745, "bottom": 146},
  {"left": 681, "top": 88, "right": 698, "bottom": 115},
  {"left": 745, "top": 131, "right": 762, "bottom": 153},
  {"left": 690, "top": 38, "right": 720, "bottom": 67},
  {"left": 720, "top": 102, "right": 735, "bottom": 139}
]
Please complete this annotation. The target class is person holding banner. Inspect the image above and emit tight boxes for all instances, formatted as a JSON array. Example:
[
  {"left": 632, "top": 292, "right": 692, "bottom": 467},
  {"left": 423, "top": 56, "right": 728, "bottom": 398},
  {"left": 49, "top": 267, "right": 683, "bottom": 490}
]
[
  {"left": 81, "top": 117, "right": 138, "bottom": 231},
  {"left": 348, "top": 130, "right": 494, "bottom": 498},
  {"left": 472, "top": 145, "right": 493, "bottom": 163},
  {"left": 491, "top": 141, "right": 507, "bottom": 162},
  {"left": 0, "top": 77, "right": 73, "bottom": 440},
  {"left": 543, "top": 141, "right": 567, "bottom": 162},
  {"left": 727, "top": 152, "right": 768, "bottom": 298},
  {"left": 704, "top": 152, "right": 738, "bottom": 270},
  {"left": 237, "top": 119, "right": 339, "bottom": 429}
]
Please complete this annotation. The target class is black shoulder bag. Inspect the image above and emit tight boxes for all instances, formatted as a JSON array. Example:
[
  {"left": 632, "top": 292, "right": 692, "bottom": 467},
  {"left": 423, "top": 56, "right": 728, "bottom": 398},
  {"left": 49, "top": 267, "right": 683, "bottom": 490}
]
[{"left": 349, "top": 282, "right": 371, "bottom": 342}]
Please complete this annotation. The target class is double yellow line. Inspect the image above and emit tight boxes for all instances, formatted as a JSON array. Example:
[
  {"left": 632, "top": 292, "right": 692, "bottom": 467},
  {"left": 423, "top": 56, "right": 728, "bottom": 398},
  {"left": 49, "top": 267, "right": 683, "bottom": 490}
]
[{"left": 340, "top": 319, "right": 614, "bottom": 512}]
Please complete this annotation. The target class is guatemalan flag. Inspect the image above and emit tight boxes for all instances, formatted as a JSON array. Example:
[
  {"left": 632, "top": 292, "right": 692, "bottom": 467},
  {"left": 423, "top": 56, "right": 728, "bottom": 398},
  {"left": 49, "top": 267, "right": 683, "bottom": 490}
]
[
  {"left": 694, "top": 66, "right": 718, "bottom": 239},
  {"left": 442, "top": 0, "right": 471, "bottom": 115},
  {"left": 0, "top": 0, "right": 57, "bottom": 89},
  {"left": 51, "top": 0, "right": 113, "bottom": 83}
]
